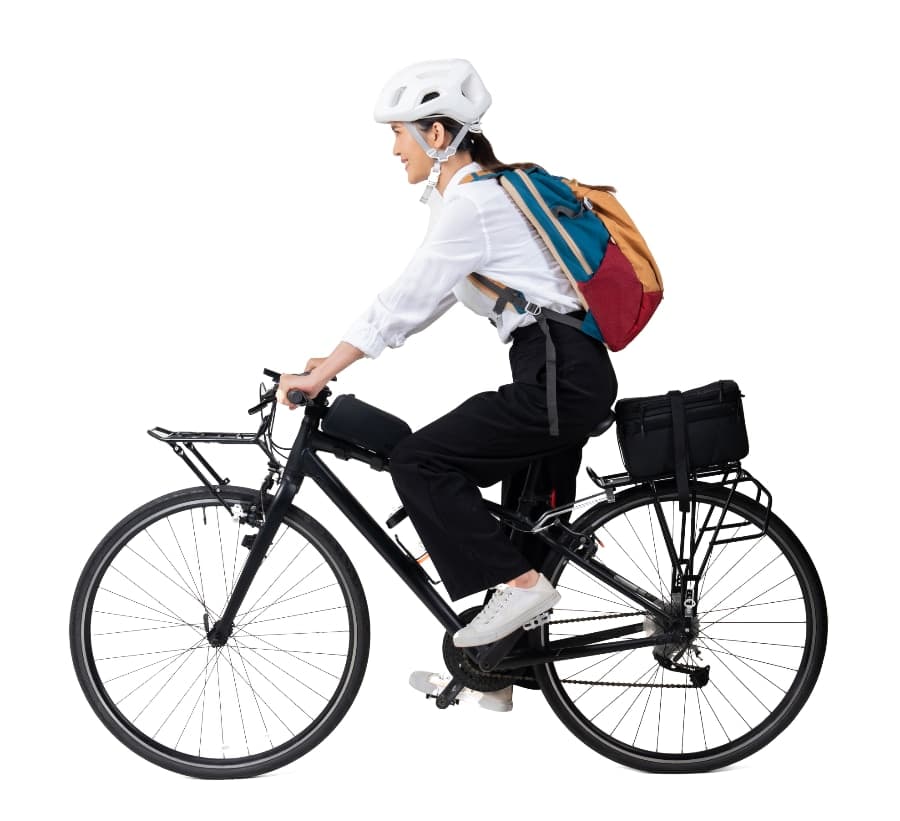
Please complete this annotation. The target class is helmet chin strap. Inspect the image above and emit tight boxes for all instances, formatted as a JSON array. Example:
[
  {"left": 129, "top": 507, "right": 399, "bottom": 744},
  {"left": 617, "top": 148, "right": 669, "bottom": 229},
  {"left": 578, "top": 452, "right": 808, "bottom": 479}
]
[{"left": 405, "top": 123, "right": 472, "bottom": 204}]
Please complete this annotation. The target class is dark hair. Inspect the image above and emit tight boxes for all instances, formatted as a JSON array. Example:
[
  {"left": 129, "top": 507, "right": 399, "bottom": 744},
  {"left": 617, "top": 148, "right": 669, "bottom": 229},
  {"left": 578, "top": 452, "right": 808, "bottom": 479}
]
[
  {"left": 412, "top": 114, "right": 538, "bottom": 174},
  {"left": 413, "top": 107, "right": 615, "bottom": 190}
]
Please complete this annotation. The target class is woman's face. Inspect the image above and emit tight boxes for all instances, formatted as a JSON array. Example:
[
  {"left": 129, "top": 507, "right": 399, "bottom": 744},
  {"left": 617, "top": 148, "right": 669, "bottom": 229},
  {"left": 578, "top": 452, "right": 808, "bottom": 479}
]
[{"left": 390, "top": 121, "right": 443, "bottom": 184}]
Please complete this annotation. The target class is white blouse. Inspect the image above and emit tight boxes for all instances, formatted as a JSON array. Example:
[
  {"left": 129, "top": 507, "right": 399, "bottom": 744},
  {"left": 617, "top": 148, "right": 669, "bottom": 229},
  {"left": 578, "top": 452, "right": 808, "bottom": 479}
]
[{"left": 340, "top": 160, "right": 583, "bottom": 358}]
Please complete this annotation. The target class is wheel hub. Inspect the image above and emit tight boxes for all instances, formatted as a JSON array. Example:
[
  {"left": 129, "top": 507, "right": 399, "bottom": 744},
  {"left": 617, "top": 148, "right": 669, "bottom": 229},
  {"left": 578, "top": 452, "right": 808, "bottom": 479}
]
[
  {"left": 643, "top": 595, "right": 700, "bottom": 663},
  {"left": 204, "top": 613, "right": 232, "bottom": 647}
]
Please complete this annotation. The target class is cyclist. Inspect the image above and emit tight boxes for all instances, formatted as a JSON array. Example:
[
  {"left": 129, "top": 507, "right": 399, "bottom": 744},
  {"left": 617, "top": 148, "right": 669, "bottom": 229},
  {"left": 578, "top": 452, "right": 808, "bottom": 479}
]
[{"left": 276, "top": 58, "right": 618, "bottom": 710}]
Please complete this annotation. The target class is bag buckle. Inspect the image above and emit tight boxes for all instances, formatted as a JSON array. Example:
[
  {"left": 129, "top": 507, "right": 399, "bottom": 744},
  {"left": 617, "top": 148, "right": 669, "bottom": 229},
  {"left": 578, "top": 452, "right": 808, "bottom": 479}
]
[{"left": 525, "top": 301, "right": 543, "bottom": 316}]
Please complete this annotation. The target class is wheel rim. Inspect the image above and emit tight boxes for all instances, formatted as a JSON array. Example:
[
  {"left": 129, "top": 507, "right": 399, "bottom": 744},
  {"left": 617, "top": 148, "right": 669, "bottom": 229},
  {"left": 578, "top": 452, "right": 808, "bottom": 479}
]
[
  {"left": 76, "top": 493, "right": 361, "bottom": 768},
  {"left": 539, "top": 486, "right": 823, "bottom": 763}
]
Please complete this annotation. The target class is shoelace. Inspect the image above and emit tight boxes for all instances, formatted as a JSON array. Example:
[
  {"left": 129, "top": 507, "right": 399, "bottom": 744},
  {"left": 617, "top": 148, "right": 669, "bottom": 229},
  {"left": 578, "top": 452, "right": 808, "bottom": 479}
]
[{"left": 472, "top": 586, "right": 515, "bottom": 626}]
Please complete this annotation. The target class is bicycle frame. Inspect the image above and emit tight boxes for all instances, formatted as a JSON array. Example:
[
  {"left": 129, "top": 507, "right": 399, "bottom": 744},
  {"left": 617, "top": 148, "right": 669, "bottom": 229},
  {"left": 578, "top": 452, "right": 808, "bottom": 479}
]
[{"left": 149, "top": 390, "right": 748, "bottom": 674}]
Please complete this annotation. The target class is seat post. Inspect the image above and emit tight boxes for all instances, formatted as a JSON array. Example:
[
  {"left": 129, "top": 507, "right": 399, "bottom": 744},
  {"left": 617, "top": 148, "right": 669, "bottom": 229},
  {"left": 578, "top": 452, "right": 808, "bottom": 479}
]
[{"left": 515, "top": 458, "right": 551, "bottom": 516}]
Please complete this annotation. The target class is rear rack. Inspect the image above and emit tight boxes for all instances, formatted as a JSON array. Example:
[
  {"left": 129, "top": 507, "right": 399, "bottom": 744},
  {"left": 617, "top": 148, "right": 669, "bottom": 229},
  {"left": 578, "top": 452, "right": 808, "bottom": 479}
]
[
  {"left": 580, "top": 462, "right": 774, "bottom": 595},
  {"left": 698, "top": 464, "right": 772, "bottom": 547}
]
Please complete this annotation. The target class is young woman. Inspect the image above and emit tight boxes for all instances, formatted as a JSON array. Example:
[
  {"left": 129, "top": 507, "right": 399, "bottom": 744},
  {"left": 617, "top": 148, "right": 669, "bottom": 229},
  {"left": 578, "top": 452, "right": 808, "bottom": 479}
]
[{"left": 276, "top": 58, "right": 618, "bottom": 710}]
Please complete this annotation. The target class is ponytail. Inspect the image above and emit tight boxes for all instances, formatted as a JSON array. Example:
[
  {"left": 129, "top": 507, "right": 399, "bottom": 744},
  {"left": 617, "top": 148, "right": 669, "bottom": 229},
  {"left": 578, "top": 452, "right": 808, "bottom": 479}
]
[{"left": 412, "top": 116, "right": 615, "bottom": 190}]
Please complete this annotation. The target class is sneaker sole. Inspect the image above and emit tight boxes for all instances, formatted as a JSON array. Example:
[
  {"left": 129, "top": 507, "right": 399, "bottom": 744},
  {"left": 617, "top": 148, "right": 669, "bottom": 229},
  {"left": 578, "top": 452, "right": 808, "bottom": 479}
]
[
  {"left": 452, "top": 591, "right": 561, "bottom": 647},
  {"left": 408, "top": 673, "right": 512, "bottom": 712}
]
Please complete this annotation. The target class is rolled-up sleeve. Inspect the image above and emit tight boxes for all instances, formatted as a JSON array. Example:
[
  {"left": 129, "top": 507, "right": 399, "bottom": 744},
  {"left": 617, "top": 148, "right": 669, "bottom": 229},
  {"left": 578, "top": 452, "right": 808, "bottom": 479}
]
[{"left": 341, "top": 196, "right": 488, "bottom": 358}]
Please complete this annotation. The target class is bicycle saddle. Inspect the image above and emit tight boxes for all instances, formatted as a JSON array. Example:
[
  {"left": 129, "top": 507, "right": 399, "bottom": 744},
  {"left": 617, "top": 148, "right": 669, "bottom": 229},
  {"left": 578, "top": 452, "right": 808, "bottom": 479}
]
[{"left": 589, "top": 411, "right": 616, "bottom": 437}]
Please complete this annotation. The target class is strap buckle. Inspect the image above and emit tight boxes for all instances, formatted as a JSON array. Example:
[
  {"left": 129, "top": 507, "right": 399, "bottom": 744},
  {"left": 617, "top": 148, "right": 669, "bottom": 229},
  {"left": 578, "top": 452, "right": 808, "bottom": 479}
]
[{"left": 525, "top": 301, "right": 543, "bottom": 316}]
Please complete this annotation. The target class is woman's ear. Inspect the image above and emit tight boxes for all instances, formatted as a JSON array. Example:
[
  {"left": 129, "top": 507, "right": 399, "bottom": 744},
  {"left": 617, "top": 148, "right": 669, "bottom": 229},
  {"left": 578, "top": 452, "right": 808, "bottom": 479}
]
[{"left": 430, "top": 121, "right": 446, "bottom": 149}]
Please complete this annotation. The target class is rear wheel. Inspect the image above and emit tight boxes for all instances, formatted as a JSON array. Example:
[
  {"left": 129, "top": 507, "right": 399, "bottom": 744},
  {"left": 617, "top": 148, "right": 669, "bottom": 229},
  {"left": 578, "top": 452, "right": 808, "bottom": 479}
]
[
  {"left": 533, "top": 481, "right": 827, "bottom": 772},
  {"left": 70, "top": 486, "right": 370, "bottom": 778}
]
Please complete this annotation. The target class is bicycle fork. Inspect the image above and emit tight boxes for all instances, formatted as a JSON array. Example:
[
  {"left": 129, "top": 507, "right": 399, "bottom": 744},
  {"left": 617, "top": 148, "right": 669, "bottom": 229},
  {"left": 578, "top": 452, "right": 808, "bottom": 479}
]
[{"left": 206, "top": 472, "right": 303, "bottom": 647}]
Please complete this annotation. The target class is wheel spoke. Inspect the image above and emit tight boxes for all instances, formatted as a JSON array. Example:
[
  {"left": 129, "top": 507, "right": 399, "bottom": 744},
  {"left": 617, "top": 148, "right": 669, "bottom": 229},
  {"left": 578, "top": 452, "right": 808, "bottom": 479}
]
[
  {"left": 702, "top": 575, "right": 797, "bottom": 629},
  {"left": 537, "top": 484, "right": 823, "bottom": 769},
  {"left": 221, "top": 640, "right": 315, "bottom": 722},
  {"left": 237, "top": 582, "right": 340, "bottom": 621},
  {"left": 697, "top": 633, "right": 789, "bottom": 696},
  {"left": 105, "top": 569, "right": 203, "bottom": 638},
  {"left": 231, "top": 629, "right": 340, "bottom": 685},
  {"left": 231, "top": 642, "right": 274, "bottom": 750},
  {"left": 600, "top": 522, "right": 667, "bottom": 603},
  {"left": 190, "top": 509, "right": 208, "bottom": 609},
  {"left": 236, "top": 561, "right": 326, "bottom": 632},
  {"left": 166, "top": 517, "right": 204, "bottom": 605},
  {"left": 568, "top": 562, "right": 639, "bottom": 612},
  {"left": 155, "top": 645, "right": 222, "bottom": 740},
  {"left": 224, "top": 646, "right": 251, "bottom": 757},
  {"left": 232, "top": 525, "right": 302, "bottom": 619},
  {"left": 698, "top": 535, "right": 768, "bottom": 605},
  {"left": 74, "top": 489, "right": 367, "bottom": 775},
  {"left": 127, "top": 640, "right": 208, "bottom": 720},
  {"left": 140, "top": 531, "right": 205, "bottom": 608}
]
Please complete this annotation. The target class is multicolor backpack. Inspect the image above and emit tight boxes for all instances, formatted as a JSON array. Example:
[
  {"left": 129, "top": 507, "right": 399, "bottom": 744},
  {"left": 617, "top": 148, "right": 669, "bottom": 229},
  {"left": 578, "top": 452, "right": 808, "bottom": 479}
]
[
  {"left": 463, "top": 165, "right": 663, "bottom": 351},
  {"left": 462, "top": 165, "right": 663, "bottom": 436}
]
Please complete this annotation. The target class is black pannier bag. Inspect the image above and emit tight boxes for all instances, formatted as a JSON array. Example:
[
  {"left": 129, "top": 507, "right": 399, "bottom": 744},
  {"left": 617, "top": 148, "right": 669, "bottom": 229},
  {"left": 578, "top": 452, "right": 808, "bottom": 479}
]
[
  {"left": 614, "top": 380, "right": 749, "bottom": 510},
  {"left": 320, "top": 394, "right": 412, "bottom": 456}
]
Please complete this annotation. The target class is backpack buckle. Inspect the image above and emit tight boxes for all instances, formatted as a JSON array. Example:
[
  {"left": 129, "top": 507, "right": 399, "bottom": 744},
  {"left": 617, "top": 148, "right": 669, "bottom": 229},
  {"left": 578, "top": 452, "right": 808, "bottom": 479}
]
[{"left": 525, "top": 302, "right": 543, "bottom": 316}]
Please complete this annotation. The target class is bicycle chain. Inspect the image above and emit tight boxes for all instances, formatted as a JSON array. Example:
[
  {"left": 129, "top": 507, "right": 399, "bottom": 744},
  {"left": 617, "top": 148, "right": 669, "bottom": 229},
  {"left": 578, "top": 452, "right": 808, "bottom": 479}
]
[{"left": 470, "top": 611, "right": 702, "bottom": 689}]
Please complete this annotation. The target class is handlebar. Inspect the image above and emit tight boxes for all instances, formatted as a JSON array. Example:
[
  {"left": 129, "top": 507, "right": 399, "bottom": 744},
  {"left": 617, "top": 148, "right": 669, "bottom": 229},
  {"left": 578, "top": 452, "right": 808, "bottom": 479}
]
[{"left": 247, "top": 368, "right": 337, "bottom": 415}]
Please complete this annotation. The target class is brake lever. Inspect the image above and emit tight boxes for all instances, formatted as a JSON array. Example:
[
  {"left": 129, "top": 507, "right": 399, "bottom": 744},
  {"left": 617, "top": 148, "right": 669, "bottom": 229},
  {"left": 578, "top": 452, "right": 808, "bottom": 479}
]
[
  {"left": 247, "top": 386, "right": 277, "bottom": 416},
  {"left": 262, "top": 367, "right": 338, "bottom": 384}
]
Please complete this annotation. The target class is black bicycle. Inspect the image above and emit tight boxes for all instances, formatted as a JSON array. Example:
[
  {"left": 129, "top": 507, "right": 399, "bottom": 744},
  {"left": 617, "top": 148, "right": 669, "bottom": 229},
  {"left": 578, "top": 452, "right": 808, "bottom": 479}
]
[{"left": 70, "top": 369, "right": 827, "bottom": 778}]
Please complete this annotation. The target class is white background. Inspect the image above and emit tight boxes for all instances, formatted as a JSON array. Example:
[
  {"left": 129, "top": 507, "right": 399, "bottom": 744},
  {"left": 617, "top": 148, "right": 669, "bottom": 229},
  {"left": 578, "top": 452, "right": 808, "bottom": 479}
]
[{"left": 2, "top": 0, "right": 896, "bottom": 816}]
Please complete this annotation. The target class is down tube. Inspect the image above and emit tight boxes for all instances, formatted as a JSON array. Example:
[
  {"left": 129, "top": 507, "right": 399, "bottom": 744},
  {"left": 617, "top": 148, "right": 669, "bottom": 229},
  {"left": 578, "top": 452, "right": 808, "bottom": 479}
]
[{"left": 299, "top": 448, "right": 464, "bottom": 635}]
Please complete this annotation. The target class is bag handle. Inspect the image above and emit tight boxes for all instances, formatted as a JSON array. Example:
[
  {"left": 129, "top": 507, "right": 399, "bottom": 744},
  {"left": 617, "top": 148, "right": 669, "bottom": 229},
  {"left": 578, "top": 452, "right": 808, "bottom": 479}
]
[{"left": 667, "top": 390, "right": 691, "bottom": 513}]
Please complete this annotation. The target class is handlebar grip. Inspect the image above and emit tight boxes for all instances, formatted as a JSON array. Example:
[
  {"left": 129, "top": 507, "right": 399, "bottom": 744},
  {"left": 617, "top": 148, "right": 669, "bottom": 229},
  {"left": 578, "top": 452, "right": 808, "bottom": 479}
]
[{"left": 286, "top": 389, "right": 308, "bottom": 405}]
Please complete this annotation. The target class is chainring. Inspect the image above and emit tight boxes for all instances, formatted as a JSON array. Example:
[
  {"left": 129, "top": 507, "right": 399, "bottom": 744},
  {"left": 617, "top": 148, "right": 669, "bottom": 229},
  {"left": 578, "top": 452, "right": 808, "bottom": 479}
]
[{"left": 441, "top": 606, "right": 539, "bottom": 692}]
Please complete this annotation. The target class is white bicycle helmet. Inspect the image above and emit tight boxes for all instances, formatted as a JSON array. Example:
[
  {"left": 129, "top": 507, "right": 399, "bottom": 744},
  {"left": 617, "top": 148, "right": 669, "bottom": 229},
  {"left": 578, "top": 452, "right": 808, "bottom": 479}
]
[
  {"left": 374, "top": 58, "right": 491, "bottom": 130},
  {"left": 374, "top": 58, "right": 492, "bottom": 203}
]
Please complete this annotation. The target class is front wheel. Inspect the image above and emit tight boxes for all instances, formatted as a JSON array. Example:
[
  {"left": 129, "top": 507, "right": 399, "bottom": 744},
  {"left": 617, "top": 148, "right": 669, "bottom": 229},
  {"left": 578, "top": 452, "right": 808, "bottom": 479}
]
[
  {"left": 70, "top": 486, "right": 370, "bottom": 778},
  {"left": 533, "top": 481, "right": 827, "bottom": 773}
]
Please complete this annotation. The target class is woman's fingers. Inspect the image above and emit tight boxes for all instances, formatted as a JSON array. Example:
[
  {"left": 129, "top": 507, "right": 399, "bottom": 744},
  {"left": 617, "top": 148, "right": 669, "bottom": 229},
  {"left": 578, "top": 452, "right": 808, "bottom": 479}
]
[{"left": 275, "top": 371, "right": 323, "bottom": 407}]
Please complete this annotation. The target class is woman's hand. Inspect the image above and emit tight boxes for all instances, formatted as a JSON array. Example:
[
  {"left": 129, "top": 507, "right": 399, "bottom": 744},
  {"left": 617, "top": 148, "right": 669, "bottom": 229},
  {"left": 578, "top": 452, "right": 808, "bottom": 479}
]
[{"left": 276, "top": 371, "right": 327, "bottom": 409}]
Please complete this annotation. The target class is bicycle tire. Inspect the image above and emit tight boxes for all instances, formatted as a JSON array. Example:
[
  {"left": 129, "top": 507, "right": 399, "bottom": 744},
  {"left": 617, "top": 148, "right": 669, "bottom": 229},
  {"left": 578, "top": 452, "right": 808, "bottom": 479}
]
[
  {"left": 532, "top": 480, "right": 827, "bottom": 773},
  {"left": 70, "top": 485, "right": 370, "bottom": 778}
]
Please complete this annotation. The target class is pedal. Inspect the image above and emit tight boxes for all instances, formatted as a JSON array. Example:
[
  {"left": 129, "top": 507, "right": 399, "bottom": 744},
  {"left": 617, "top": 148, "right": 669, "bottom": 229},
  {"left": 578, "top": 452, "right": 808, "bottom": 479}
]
[
  {"left": 522, "top": 609, "right": 553, "bottom": 631},
  {"left": 432, "top": 675, "right": 466, "bottom": 709}
]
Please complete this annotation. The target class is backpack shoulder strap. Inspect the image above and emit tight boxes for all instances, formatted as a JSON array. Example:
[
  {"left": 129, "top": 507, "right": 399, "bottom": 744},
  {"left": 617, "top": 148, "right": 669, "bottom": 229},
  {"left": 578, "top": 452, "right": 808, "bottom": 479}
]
[{"left": 460, "top": 170, "right": 502, "bottom": 185}]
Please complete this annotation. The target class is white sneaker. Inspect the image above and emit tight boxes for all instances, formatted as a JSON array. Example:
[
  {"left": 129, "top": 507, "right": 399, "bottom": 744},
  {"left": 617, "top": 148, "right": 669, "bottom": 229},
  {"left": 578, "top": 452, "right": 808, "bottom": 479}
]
[
  {"left": 408, "top": 671, "right": 513, "bottom": 712},
  {"left": 452, "top": 573, "right": 561, "bottom": 648}
]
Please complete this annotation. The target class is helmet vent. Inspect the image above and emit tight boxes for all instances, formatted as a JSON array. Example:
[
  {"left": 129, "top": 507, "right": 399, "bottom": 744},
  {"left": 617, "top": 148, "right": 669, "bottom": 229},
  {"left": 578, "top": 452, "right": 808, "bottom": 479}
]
[{"left": 389, "top": 86, "right": 406, "bottom": 107}]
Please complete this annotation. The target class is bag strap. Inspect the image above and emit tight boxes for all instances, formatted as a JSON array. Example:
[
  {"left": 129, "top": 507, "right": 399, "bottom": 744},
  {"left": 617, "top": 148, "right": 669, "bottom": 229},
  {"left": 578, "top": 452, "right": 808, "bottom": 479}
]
[
  {"left": 468, "top": 272, "right": 584, "bottom": 438},
  {"left": 468, "top": 273, "right": 584, "bottom": 330},
  {"left": 667, "top": 390, "right": 691, "bottom": 513}
]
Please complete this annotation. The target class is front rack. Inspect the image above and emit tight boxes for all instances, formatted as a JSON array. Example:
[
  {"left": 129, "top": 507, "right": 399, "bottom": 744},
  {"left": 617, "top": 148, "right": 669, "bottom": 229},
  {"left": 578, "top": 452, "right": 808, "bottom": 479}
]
[{"left": 147, "top": 422, "right": 274, "bottom": 509}]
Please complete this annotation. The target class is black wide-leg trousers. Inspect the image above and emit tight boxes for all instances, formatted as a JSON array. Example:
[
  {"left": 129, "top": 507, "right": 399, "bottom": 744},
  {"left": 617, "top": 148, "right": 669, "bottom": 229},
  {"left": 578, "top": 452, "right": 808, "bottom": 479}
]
[{"left": 389, "top": 314, "right": 618, "bottom": 602}]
